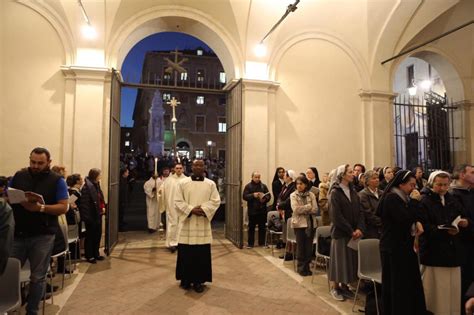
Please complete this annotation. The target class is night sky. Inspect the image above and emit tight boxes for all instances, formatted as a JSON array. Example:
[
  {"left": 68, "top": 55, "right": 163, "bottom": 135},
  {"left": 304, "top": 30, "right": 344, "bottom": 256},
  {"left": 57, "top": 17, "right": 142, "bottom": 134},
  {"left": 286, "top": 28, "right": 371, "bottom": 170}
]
[{"left": 120, "top": 32, "right": 212, "bottom": 127}]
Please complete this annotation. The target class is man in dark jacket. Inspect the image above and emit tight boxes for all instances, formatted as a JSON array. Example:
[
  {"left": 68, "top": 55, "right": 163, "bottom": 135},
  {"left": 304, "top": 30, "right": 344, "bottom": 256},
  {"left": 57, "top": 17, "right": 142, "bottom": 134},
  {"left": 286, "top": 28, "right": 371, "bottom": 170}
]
[
  {"left": 450, "top": 164, "right": 474, "bottom": 314},
  {"left": 9, "top": 147, "right": 69, "bottom": 315},
  {"left": 243, "top": 172, "right": 270, "bottom": 248}
]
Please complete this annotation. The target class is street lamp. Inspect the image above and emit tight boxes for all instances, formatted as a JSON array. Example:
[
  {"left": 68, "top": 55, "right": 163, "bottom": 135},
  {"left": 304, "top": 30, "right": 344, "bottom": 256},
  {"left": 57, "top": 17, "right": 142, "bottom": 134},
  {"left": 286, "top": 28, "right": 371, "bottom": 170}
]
[{"left": 207, "top": 140, "right": 213, "bottom": 158}]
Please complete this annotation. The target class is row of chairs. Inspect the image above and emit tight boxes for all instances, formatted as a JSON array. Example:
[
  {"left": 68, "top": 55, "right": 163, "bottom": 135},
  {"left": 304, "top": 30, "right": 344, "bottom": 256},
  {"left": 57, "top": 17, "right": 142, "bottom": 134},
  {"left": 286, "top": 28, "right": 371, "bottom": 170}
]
[
  {"left": 0, "top": 217, "right": 80, "bottom": 314},
  {"left": 265, "top": 214, "right": 382, "bottom": 315}
]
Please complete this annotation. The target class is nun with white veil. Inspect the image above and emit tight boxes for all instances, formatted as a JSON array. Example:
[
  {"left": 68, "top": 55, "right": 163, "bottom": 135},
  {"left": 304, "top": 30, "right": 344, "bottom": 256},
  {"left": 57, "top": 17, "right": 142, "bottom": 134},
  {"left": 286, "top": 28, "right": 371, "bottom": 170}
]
[
  {"left": 419, "top": 170, "right": 469, "bottom": 315},
  {"left": 327, "top": 164, "right": 365, "bottom": 301}
]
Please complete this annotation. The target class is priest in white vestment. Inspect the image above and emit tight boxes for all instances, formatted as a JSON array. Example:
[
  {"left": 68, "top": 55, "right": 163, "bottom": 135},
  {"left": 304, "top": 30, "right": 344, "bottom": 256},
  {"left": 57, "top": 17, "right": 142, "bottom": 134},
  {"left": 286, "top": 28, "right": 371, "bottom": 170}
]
[
  {"left": 160, "top": 162, "right": 187, "bottom": 252},
  {"left": 143, "top": 174, "right": 163, "bottom": 233},
  {"left": 175, "top": 160, "right": 220, "bottom": 293}
]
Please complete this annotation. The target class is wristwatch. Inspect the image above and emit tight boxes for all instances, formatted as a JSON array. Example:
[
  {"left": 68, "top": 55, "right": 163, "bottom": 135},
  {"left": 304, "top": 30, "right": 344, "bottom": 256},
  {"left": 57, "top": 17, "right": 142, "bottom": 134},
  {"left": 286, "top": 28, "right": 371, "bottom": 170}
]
[{"left": 39, "top": 204, "right": 46, "bottom": 213}]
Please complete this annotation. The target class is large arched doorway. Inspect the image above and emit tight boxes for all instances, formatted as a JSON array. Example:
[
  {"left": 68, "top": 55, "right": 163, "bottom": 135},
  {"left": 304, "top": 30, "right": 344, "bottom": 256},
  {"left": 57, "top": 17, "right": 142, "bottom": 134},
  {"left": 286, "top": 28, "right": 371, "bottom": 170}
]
[
  {"left": 106, "top": 13, "right": 244, "bottom": 252},
  {"left": 391, "top": 51, "right": 466, "bottom": 172}
]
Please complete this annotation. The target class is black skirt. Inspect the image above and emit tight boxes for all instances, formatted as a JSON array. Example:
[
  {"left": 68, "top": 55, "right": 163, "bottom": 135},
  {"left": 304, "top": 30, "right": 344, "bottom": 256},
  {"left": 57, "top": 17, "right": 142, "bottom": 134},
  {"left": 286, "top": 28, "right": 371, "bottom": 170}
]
[{"left": 176, "top": 243, "right": 212, "bottom": 284}]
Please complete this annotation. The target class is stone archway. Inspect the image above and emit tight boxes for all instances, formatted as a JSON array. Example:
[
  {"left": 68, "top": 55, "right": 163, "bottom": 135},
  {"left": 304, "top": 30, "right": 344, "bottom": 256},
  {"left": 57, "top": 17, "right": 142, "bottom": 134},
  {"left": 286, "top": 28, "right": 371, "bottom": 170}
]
[
  {"left": 106, "top": 5, "right": 244, "bottom": 80},
  {"left": 391, "top": 50, "right": 468, "bottom": 169}
]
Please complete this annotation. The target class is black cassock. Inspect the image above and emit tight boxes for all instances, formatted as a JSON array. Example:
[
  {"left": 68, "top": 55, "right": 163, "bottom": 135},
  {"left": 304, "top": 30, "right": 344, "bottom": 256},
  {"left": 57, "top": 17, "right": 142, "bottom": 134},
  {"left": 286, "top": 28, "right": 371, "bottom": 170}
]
[
  {"left": 176, "top": 244, "right": 212, "bottom": 284},
  {"left": 379, "top": 192, "right": 428, "bottom": 315}
]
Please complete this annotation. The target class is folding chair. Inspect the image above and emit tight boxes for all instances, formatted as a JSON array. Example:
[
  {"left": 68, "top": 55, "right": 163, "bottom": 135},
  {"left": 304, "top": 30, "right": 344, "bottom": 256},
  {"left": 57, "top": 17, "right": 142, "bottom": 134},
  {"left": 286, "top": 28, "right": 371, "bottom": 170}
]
[
  {"left": 311, "top": 225, "right": 331, "bottom": 290},
  {"left": 0, "top": 258, "right": 21, "bottom": 313},
  {"left": 352, "top": 239, "right": 382, "bottom": 315},
  {"left": 265, "top": 211, "right": 283, "bottom": 256},
  {"left": 283, "top": 220, "right": 297, "bottom": 271}
]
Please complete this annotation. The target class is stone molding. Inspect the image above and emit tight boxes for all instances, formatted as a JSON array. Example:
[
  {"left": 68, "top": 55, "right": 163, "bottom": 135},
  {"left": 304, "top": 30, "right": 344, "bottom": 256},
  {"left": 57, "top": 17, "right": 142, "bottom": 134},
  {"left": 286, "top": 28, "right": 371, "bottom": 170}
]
[
  {"left": 61, "top": 65, "right": 111, "bottom": 82},
  {"left": 242, "top": 79, "right": 280, "bottom": 93},
  {"left": 359, "top": 89, "right": 397, "bottom": 102}
]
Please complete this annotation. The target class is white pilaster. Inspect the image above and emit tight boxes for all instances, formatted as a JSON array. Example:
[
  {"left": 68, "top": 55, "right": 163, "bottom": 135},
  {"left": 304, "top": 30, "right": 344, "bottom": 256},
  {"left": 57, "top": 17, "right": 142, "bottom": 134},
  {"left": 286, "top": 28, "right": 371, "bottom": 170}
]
[
  {"left": 61, "top": 66, "right": 111, "bottom": 179},
  {"left": 241, "top": 79, "right": 279, "bottom": 185},
  {"left": 359, "top": 90, "right": 396, "bottom": 168}
]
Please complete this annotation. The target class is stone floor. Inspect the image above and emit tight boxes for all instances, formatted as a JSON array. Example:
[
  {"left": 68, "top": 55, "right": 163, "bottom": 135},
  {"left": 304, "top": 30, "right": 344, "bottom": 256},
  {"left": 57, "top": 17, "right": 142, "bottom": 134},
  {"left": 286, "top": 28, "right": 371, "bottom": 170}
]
[{"left": 35, "top": 228, "right": 365, "bottom": 314}]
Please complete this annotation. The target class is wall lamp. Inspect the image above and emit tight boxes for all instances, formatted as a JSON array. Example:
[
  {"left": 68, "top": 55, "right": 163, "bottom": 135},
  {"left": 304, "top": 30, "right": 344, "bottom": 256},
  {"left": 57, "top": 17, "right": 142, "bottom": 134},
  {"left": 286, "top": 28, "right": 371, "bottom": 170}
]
[
  {"left": 78, "top": 0, "right": 97, "bottom": 39},
  {"left": 254, "top": 0, "right": 300, "bottom": 57}
]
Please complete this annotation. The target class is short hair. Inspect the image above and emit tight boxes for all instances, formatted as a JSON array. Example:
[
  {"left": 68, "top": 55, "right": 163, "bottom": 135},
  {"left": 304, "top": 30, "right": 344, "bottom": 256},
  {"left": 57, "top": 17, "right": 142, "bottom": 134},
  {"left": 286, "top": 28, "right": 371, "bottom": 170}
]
[
  {"left": 52, "top": 165, "right": 65, "bottom": 175},
  {"left": 354, "top": 163, "right": 366, "bottom": 173},
  {"left": 363, "top": 170, "right": 378, "bottom": 185},
  {"left": 66, "top": 174, "right": 82, "bottom": 187},
  {"left": 88, "top": 168, "right": 101, "bottom": 182},
  {"left": 452, "top": 164, "right": 472, "bottom": 180},
  {"left": 251, "top": 171, "right": 260, "bottom": 178},
  {"left": 295, "top": 175, "right": 310, "bottom": 191},
  {"left": 30, "top": 147, "right": 51, "bottom": 160}
]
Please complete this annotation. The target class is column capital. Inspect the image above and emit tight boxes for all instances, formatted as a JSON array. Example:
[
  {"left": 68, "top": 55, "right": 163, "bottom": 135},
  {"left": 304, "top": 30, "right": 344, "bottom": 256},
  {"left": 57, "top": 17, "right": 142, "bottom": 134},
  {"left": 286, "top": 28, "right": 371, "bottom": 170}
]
[
  {"left": 223, "top": 79, "right": 280, "bottom": 93},
  {"left": 455, "top": 99, "right": 474, "bottom": 109},
  {"left": 359, "top": 89, "right": 397, "bottom": 102},
  {"left": 242, "top": 79, "right": 280, "bottom": 93},
  {"left": 61, "top": 65, "right": 111, "bottom": 82}
]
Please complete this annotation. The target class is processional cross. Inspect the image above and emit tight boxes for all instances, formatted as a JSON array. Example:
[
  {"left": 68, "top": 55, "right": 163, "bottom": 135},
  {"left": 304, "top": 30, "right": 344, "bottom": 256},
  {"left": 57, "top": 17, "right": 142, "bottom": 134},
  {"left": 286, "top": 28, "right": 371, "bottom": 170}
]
[{"left": 166, "top": 97, "right": 181, "bottom": 158}]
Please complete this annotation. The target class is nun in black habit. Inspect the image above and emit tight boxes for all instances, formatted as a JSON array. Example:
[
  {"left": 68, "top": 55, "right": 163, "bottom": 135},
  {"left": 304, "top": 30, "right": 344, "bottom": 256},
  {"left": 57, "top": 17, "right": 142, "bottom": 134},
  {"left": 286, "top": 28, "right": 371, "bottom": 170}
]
[{"left": 377, "top": 170, "right": 429, "bottom": 315}]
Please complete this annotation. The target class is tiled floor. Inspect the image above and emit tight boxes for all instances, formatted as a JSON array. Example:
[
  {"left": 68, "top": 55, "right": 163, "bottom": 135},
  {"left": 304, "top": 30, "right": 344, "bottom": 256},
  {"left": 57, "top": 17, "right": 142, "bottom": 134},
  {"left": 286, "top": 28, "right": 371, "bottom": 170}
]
[{"left": 38, "top": 229, "right": 364, "bottom": 314}]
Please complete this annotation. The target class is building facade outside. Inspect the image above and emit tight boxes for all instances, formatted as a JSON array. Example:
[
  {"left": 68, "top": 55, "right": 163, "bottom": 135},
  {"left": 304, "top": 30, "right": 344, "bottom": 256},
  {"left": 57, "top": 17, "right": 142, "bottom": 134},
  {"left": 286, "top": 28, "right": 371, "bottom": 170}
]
[{"left": 131, "top": 49, "right": 226, "bottom": 160}]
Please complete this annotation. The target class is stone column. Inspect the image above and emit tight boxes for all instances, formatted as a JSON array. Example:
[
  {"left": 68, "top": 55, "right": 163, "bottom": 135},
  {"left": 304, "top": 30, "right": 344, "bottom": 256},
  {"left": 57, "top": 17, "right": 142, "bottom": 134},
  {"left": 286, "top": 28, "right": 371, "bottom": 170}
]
[
  {"left": 359, "top": 90, "right": 396, "bottom": 168},
  {"left": 61, "top": 66, "right": 111, "bottom": 179}
]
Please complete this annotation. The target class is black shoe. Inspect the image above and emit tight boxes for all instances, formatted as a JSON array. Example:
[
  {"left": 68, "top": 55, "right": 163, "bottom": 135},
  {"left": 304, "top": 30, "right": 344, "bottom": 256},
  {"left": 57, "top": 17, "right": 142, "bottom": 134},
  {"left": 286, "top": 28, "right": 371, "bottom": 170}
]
[
  {"left": 179, "top": 281, "right": 191, "bottom": 290},
  {"left": 298, "top": 270, "right": 312, "bottom": 276},
  {"left": 87, "top": 258, "right": 97, "bottom": 264},
  {"left": 284, "top": 253, "right": 294, "bottom": 261},
  {"left": 170, "top": 246, "right": 177, "bottom": 253},
  {"left": 57, "top": 268, "right": 73, "bottom": 274},
  {"left": 193, "top": 283, "right": 204, "bottom": 293},
  {"left": 148, "top": 228, "right": 157, "bottom": 234},
  {"left": 95, "top": 256, "right": 105, "bottom": 261},
  {"left": 340, "top": 287, "right": 355, "bottom": 298}
]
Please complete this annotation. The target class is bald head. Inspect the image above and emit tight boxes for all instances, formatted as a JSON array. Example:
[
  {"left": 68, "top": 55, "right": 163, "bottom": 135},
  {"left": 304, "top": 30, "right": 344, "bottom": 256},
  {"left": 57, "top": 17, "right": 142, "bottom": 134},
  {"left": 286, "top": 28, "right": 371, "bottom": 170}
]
[{"left": 192, "top": 160, "right": 205, "bottom": 176}]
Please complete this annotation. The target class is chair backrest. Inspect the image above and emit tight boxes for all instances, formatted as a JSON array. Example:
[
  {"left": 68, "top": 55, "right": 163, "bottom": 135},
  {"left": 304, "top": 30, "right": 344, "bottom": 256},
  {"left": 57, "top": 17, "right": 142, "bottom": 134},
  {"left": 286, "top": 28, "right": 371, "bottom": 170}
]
[
  {"left": 357, "top": 239, "right": 382, "bottom": 279},
  {"left": 267, "top": 210, "right": 279, "bottom": 222},
  {"left": 315, "top": 225, "right": 331, "bottom": 239},
  {"left": 68, "top": 224, "right": 79, "bottom": 241},
  {"left": 20, "top": 260, "right": 31, "bottom": 283},
  {"left": 58, "top": 214, "right": 69, "bottom": 249},
  {"left": 286, "top": 220, "right": 296, "bottom": 242},
  {"left": 0, "top": 258, "right": 21, "bottom": 313},
  {"left": 314, "top": 225, "right": 332, "bottom": 258}
]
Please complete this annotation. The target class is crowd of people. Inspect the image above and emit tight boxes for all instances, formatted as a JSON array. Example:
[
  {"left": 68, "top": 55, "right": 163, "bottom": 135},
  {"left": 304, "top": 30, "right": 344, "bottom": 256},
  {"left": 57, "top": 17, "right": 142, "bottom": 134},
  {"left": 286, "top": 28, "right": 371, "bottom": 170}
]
[
  {"left": 0, "top": 148, "right": 110, "bottom": 314},
  {"left": 2, "top": 147, "right": 474, "bottom": 314},
  {"left": 0, "top": 148, "right": 224, "bottom": 313},
  {"left": 243, "top": 163, "right": 474, "bottom": 315}
]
